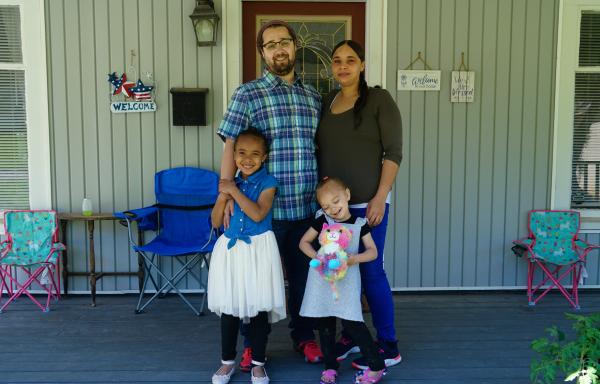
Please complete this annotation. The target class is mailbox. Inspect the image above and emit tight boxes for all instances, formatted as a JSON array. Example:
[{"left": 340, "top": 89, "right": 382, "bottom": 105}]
[{"left": 170, "top": 87, "right": 209, "bottom": 126}]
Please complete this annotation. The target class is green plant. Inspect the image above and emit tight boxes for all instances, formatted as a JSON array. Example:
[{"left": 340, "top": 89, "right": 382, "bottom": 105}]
[{"left": 531, "top": 312, "right": 600, "bottom": 384}]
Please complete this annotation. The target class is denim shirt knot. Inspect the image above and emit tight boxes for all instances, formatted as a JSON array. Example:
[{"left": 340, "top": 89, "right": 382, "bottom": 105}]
[{"left": 227, "top": 234, "right": 251, "bottom": 249}]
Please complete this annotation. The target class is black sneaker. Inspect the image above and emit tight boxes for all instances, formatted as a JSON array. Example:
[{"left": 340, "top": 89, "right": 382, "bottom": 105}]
[
  {"left": 351, "top": 340, "right": 402, "bottom": 370},
  {"left": 334, "top": 335, "right": 361, "bottom": 361}
]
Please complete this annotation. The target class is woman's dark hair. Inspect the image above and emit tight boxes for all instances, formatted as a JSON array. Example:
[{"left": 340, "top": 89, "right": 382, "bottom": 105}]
[
  {"left": 235, "top": 127, "right": 269, "bottom": 153},
  {"left": 331, "top": 40, "right": 368, "bottom": 129}
]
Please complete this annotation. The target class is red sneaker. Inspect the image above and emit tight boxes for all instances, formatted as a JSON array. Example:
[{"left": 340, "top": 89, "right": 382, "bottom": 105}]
[
  {"left": 297, "top": 340, "right": 323, "bottom": 363},
  {"left": 239, "top": 347, "right": 252, "bottom": 372}
]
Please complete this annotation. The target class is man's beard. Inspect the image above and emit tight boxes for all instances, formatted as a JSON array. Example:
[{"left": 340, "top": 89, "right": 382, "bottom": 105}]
[{"left": 268, "top": 53, "right": 295, "bottom": 76}]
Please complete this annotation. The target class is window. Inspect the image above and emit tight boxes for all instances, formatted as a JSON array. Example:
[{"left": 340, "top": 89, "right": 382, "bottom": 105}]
[
  {"left": 0, "top": 5, "right": 28, "bottom": 209},
  {"left": 553, "top": 0, "right": 600, "bottom": 229},
  {"left": 0, "top": 0, "right": 50, "bottom": 233},
  {"left": 571, "top": 11, "right": 600, "bottom": 208}
]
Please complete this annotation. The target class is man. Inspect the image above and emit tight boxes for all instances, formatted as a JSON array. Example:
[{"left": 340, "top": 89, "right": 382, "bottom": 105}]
[{"left": 217, "top": 20, "right": 323, "bottom": 370}]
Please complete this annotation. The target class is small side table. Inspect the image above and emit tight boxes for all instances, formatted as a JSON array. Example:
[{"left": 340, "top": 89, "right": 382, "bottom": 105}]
[{"left": 57, "top": 213, "right": 144, "bottom": 306}]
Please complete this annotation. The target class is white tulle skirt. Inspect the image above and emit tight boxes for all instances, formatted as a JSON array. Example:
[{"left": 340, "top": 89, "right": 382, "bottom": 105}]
[{"left": 207, "top": 231, "right": 286, "bottom": 324}]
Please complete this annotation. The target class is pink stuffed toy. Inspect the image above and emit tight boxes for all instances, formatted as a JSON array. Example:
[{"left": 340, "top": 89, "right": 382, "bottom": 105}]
[{"left": 309, "top": 223, "right": 352, "bottom": 300}]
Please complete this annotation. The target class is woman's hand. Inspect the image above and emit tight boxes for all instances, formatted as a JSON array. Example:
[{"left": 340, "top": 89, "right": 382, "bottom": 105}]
[
  {"left": 366, "top": 194, "right": 386, "bottom": 226},
  {"left": 346, "top": 254, "right": 360, "bottom": 266},
  {"left": 218, "top": 179, "right": 237, "bottom": 195}
]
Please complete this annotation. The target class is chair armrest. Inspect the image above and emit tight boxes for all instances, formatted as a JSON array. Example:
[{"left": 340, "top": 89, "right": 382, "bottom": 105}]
[
  {"left": 114, "top": 206, "right": 158, "bottom": 231},
  {"left": 575, "top": 238, "right": 600, "bottom": 251},
  {"left": 513, "top": 237, "right": 534, "bottom": 248},
  {"left": 0, "top": 239, "right": 9, "bottom": 255},
  {"left": 512, "top": 237, "right": 534, "bottom": 258},
  {"left": 52, "top": 242, "right": 66, "bottom": 251}
]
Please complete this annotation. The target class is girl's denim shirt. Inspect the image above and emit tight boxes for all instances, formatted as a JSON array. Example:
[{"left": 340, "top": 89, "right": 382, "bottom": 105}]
[{"left": 223, "top": 166, "right": 278, "bottom": 249}]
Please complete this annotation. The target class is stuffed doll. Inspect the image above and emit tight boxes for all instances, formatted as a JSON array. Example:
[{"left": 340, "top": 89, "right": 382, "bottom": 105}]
[{"left": 309, "top": 223, "right": 352, "bottom": 300}]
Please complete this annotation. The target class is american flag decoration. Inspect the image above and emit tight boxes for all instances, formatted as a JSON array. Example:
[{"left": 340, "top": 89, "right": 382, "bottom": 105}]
[
  {"left": 107, "top": 72, "right": 134, "bottom": 97},
  {"left": 130, "top": 79, "right": 154, "bottom": 101},
  {"left": 108, "top": 70, "right": 157, "bottom": 114}
]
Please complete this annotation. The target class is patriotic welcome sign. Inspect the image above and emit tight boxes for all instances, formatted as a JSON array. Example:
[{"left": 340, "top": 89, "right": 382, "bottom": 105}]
[{"left": 108, "top": 72, "right": 157, "bottom": 113}]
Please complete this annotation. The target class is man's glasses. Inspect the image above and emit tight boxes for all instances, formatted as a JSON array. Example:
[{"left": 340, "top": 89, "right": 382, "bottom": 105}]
[{"left": 262, "top": 38, "right": 293, "bottom": 51}]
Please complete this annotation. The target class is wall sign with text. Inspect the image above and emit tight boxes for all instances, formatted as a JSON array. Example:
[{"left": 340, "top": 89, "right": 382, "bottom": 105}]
[
  {"left": 450, "top": 71, "right": 475, "bottom": 102},
  {"left": 397, "top": 70, "right": 441, "bottom": 91},
  {"left": 107, "top": 71, "right": 157, "bottom": 113}
]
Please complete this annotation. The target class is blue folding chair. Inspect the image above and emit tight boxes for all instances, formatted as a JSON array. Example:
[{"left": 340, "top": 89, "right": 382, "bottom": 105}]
[{"left": 115, "top": 167, "right": 219, "bottom": 315}]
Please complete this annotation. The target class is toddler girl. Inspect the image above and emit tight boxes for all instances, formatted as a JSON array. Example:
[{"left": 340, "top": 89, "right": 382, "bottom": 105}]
[{"left": 299, "top": 177, "right": 386, "bottom": 383}]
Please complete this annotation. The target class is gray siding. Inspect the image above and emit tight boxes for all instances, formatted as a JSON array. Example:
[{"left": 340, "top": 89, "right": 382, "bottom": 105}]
[
  {"left": 45, "top": 0, "right": 223, "bottom": 291},
  {"left": 385, "top": 0, "right": 599, "bottom": 288},
  {"left": 44, "top": 0, "right": 599, "bottom": 291}
]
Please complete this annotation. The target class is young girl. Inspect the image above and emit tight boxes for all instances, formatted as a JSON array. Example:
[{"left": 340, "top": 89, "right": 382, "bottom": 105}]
[
  {"left": 299, "top": 177, "right": 386, "bottom": 384},
  {"left": 208, "top": 128, "right": 286, "bottom": 384}
]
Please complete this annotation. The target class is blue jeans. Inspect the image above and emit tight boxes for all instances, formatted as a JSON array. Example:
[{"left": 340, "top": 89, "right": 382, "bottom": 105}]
[{"left": 349, "top": 204, "right": 397, "bottom": 342}]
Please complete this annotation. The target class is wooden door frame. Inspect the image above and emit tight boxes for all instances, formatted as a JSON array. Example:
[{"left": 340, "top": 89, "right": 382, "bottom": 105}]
[
  {"left": 221, "top": 0, "right": 387, "bottom": 107},
  {"left": 242, "top": 2, "right": 366, "bottom": 84}
]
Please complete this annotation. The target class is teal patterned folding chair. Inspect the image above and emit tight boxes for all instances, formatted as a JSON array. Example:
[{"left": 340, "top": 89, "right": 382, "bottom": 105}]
[
  {"left": 513, "top": 210, "right": 599, "bottom": 309},
  {"left": 0, "top": 210, "right": 65, "bottom": 312}
]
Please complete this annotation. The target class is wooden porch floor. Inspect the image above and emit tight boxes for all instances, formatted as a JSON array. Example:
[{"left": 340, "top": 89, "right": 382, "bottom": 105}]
[{"left": 0, "top": 291, "right": 599, "bottom": 383}]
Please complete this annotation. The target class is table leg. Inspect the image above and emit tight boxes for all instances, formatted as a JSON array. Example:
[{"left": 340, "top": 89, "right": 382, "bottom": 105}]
[
  {"left": 60, "top": 220, "right": 69, "bottom": 296},
  {"left": 87, "top": 220, "right": 97, "bottom": 307}
]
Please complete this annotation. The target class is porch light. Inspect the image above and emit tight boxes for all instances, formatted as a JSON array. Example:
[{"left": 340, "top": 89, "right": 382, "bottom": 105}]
[{"left": 189, "top": 0, "right": 220, "bottom": 47}]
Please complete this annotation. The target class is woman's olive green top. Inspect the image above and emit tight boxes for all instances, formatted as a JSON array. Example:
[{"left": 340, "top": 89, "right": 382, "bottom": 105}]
[{"left": 317, "top": 87, "right": 403, "bottom": 204}]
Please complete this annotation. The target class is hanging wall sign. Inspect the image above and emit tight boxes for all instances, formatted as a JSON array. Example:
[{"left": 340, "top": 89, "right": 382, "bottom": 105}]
[
  {"left": 107, "top": 50, "right": 157, "bottom": 114},
  {"left": 397, "top": 70, "right": 441, "bottom": 91},
  {"left": 450, "top": 71, "right": 475, "bottom": 102},
  {"left": 398, "top": 52, "right": 441, "bottom": 91},
  {"left": 108, "top": 73, "right": 157, "bottom": 113}
]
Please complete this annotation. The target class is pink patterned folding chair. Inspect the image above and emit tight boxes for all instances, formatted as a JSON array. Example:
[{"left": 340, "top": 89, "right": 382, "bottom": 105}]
[
  {"left": 0, "top": 210, "right": 65, "bottom": 312},
  {"left": 512, "top": 210, "right": 599, "bottom": 309}
]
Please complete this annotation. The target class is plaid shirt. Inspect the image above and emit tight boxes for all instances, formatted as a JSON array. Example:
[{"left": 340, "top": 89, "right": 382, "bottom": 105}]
[{"left": 218, "top": 70, "right": 321, "bottom": 221}]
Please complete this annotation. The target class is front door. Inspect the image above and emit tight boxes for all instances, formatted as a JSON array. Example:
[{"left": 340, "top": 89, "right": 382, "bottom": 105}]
[{"left": 242, "top": 1, "right": 365, "bottom": 96}]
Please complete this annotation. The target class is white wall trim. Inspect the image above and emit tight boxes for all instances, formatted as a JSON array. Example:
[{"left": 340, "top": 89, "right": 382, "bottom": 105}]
[
  {"left": 365, "top": 0, "right": 387, "bottom": 88},
  {"left": 50, "top": 289, "right": 208, "bottom": 295},
  {"left": 37, "top": 285, "right": 600, "bottom": 295},
  {"left": 0, "top": 0, "right": 51, "bottom": 234},
  {"left": 221, "top": 0, "right": 243, "bottom": 109},
  {"left": 391, "top": 285, "right": 600, "bottom": 291},
  {"left": 0, "top": 0, "right": 52, "bottom": 210},
  {"left": 551, "top": 0, "right": 566, "bottom": 210},
  {"left": 23, "top": 0, "right": 52, "bottom": 210},
  {"left": 551, "top": 0, "right": 600, "bottom": 231},
  {"left": 221, "top": 0, "right": 387, "bottom": 101}
]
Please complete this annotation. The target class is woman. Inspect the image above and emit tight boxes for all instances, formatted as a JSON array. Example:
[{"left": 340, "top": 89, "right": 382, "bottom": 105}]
[{"left": 316, "top": 40, "right": 403, "bottom": 370}]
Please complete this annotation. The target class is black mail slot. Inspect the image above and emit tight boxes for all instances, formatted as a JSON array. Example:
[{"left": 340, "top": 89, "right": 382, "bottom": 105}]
[{"left": 170, "top": 88, "right": 209, "bottom": 126}]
